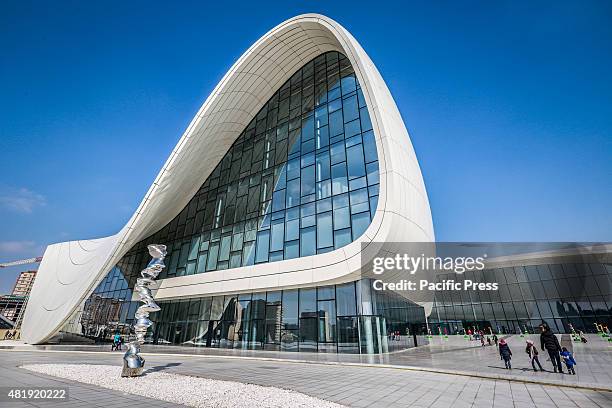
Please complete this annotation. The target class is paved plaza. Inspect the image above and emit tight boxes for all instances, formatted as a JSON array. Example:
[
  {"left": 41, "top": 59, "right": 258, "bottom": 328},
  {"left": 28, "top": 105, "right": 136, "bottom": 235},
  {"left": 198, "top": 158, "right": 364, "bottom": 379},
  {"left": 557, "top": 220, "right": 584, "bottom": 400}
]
[
  {"left": 1, "top": 336, "right": 611, "bottom": 408},
  {"left": 4, "top": 334, "right": 609, "bottom": 390}
]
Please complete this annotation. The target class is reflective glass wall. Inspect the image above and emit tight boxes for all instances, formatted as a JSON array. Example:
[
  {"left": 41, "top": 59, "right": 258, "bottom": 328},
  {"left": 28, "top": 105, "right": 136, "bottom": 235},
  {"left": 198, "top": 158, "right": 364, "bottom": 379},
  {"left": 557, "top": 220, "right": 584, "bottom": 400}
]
[
  {"left": 429, "top": 261, "right": 612, "bottom": 335},
  {"left": 115, "top": 51, "right": 379, "bottom": 288},
  {"left": 61, "top": 51, "right": 389, "bottom": 351},
  {"left": 149, "top": 279, "right": 424, "bottom": 353},
  {"left": 70, "top": 276, "right": 425, "bottom": 353}
]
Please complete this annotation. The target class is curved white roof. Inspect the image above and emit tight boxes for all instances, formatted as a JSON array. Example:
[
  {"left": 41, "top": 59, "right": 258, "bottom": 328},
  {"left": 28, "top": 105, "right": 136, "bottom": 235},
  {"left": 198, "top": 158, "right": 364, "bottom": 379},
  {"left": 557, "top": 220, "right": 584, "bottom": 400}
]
[{"left": 22, "top": 14, "right": 434, "bottom": 344}]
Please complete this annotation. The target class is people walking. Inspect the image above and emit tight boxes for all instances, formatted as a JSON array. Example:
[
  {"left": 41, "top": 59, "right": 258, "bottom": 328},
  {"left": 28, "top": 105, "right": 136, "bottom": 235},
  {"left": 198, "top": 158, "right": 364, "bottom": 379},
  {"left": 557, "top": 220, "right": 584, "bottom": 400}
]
[
  {"left": 525, "top": 340, "right": 543, "bottom": 371},
  {"left": 540, "top": 324, "right": 563, "bottom": 373},
  {"left": 493, "top": 333, "right": 498, "bottom": 347},
  {"left": 499, "top": 338, "right": 512, "bottom": 369},
  {"left": 112, "top": 332, "right": 120, "bottom": 351},
  {"left": 560, "top": 347, "right": 577, "bottom": 375}
]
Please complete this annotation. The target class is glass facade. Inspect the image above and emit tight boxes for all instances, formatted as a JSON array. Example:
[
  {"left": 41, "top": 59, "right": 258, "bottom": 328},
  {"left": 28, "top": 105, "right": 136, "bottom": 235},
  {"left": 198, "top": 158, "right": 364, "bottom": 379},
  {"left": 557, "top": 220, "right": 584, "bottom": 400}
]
[
  {"left": 69, "top": 259, "right": 612, "bottom": 349},
  {"left": 78, "top": 275, "right": 425, "bottom": 353},
  {"left": 429, "top": 261, "right": 612, "bottom": 335},
  {"left": 115, "top": 50, "right": 379, "bottom": 287},
  {"left": 148, "top": 280, "right": 424, "bottom": 353},
  {"left": 65, "top": 51, "right": 397, "bottom": 353}
]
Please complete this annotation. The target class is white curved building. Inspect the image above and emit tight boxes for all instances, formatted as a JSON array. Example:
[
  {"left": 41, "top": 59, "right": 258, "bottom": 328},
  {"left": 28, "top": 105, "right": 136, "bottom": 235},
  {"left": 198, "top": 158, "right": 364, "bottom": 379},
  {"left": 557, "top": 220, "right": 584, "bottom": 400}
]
[{"left": 22, "top": 14, "right": 434, "bottom": 352}]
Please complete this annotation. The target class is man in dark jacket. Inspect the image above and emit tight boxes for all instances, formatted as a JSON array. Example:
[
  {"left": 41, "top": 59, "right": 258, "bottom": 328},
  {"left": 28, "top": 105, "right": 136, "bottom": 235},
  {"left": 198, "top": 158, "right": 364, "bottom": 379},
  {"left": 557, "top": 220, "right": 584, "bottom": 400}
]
[{"left": 540, "top": 324, "right": 563, "bottom": 373}]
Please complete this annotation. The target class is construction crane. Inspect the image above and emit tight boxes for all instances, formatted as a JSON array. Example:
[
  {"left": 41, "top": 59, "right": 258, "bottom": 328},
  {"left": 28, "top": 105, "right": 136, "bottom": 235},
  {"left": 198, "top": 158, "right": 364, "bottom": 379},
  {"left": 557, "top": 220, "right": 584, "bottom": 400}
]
[{"left": 0, "top": 256, "right": 43, "bottom": 268}]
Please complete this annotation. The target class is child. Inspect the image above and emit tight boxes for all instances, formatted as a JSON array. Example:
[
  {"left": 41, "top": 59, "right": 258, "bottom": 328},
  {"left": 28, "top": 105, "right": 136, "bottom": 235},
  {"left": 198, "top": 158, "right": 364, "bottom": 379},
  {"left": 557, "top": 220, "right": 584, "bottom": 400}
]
[
  {"left": 499, "top": 338, "right": 512, "bottom": 369},
  {"left": 560, "top": 347, "right": 577, "bottom": 375},
  {"left": 525, "top": 340, "right": 543, "bottom": 371},
  {"left": 112, "top": 332, "right": 120, "bottom": 351}
]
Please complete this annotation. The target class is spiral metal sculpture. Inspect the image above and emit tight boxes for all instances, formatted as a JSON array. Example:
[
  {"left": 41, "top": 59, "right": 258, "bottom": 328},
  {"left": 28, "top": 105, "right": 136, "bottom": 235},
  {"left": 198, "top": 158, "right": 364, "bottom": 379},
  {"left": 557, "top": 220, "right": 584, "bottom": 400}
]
[{"left": 121, "top": 244, "right": 166, "bottom": 377}]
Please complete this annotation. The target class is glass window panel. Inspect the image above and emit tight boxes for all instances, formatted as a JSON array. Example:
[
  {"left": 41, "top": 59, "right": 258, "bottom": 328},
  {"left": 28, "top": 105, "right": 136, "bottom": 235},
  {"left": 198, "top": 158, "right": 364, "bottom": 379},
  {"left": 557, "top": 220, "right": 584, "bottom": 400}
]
[
  {"left": 270, "top": 220, "right": 284, "bottom": 252},
  {"left": 299, "top": 288, "right": 317, "bottom": 315},
  {"left": 179, "top": 242, "right": 190, "bottom": 268},
  {"left": 343, "top": 95, "right": 359, "bottom": 123},
  {"left": 330, "top": 142, "right": 346, "bottom": 164},
  {"left": 366, "top": 162, "right": 379, "bottom": 186},
  {"left": 188, "top": 236, "right": 200, "bottom": 261},
  {"left": 360, "top": 107, "right": 373, "bottom": 131},
  {"left": 317, "top": 212, "right": 333, "bottom": 248},
  {"left": 285, "top": 219, "right": 299, "bottom": 241},
  {"left": 255, "top": 230, "right": 270, "bottom": 263},
  {"left": 331, "top": 163, "right": 348, "bottom": 195},
  {"left": 315, "top": 106, "right": 328, "bottom": 128},
  {"left": 318, "top": 286, "right": 335, "bottom": 300},
  {"left": 206, "top": 243, "right": 219, "bottom": 271},
  {"left": 284, "top": 240, "right": 299, "bottom": 260},
  {"left": 219, "top": 235, "right": 231, "bottom": 262},
  {"left": 316, "top": 179, "right": 332, "bottom": 200},
  {"left": 351, "top": 212, "right": 370, "bottom": 240},
  {"left": 316, "top": 197, "right": 332, "bottom": 213},
  {"left": 336, "top": 282, "right": 357, "bottom": 316},
  {"left": 186, "top": 261, "right": 196, "bottom": 275},
  {"left": 334, "top": 228, "right": 352, "bottom": 248},
  {"left": 318, "top": 300, "right": 336, "bottom": 342},
  {"left": 272, "top": 189, "right": 286, "bottom": 212},
  {"left": 341, "top": 74, "right": 357, "bottom": 95},
  {"left": 329, "top": 110, "right": 344, "bottom": 136},
  {"left": 301, "top": 151, "right": 315, "bottom": 168},
  {"left": 242, "top": 241, "right": 255, "bottom": 266},
  {"left": 282, "top": 290, "right": 298, "bottom": 324},
  {"left": 301, "top": 165, "right": 315, "bottom": 196},
  {"left": 300, "top": 227, "right": 316, "bottom": 256},
  {"left": 316, "top": 152, "right": 331, "bottom": 181},
  {"left": 328, "top": 97, "right": 342, "bottom": 113},
  {"left": 350, "top": 176, "right": 367, "bottom": 191},
  {"left": 344, "top": 119, "right": 361, "bottom": 138},
  {"left": 302, "top": 115, "right": 314, "bottom": 141},
  {"left": 231, "top": 232, "right": 243, "bottom": 252},
  {"left": 299, "top": 318, "right": 318, "bottom": 351},
  {"left": 333, "top": 207, "right": 350, "bottom": 230},
  {"left": 316, "top": 126, "right": 329, "bottom": 149},
  {"left": 362, "top": 131, "right": 377, "bottom": 163},
  {"left": 286, "top": 179, "right": 300, "bottom": 208},
  {"left": 230, "top": 252, "right": 242, "bottom": 268}
]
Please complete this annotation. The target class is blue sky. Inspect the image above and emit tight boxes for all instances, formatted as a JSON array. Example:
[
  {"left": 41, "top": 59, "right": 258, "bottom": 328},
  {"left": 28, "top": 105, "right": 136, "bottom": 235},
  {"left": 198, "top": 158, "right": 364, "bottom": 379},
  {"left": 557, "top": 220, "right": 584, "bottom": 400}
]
[{"left": 1, "top": 1, "right": 611, "bottom": 294}]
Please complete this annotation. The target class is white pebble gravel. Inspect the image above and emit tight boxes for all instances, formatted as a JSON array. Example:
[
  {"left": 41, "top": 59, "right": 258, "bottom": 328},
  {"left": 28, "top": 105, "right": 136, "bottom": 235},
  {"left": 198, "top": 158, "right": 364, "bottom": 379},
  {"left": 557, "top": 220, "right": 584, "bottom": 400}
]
[{"left": 21, "top": 364, "right": 345, "bottom": 408}]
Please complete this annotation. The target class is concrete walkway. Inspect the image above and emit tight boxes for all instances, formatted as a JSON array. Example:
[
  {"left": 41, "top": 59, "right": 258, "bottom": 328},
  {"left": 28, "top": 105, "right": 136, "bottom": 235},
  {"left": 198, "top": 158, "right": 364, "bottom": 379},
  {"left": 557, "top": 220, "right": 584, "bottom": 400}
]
[
  {"left": 3, "top": 334, "right": 609, "bottom": 391},
  {"left": 1, "top": 348, "right": 611, "bottom": 407}
]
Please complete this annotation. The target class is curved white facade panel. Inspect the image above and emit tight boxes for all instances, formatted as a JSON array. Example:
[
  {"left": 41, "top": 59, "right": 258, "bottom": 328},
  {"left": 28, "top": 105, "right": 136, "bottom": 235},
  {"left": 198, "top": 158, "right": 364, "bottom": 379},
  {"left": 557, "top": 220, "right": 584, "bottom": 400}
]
[{"left": 22, "top": 14, "right": 434, "bottom": 344}]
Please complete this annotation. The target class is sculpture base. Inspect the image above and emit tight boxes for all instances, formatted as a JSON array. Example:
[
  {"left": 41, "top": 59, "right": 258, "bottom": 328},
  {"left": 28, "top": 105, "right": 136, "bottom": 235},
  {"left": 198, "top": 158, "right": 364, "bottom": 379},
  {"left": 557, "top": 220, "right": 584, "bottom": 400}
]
[{"left": 121, "top": 365, "right": 144, "bottom": 377}]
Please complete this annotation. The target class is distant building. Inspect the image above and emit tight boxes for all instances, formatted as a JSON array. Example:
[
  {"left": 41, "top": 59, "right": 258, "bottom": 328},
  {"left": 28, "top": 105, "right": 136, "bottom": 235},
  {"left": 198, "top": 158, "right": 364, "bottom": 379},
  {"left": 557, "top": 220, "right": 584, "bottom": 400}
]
[
  {"left": 12, "top": 270, "right": 37, "bottom": 296},
  {"left": 0, "top": 295, "right": 26, "bottom": 324}
]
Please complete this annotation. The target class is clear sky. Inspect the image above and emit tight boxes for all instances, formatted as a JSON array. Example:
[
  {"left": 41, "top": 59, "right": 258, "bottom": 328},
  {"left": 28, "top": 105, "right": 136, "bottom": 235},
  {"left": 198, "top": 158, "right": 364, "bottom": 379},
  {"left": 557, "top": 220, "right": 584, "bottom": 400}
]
[{"left": 1, "top": 1, "right": 611, "bottom": 294}]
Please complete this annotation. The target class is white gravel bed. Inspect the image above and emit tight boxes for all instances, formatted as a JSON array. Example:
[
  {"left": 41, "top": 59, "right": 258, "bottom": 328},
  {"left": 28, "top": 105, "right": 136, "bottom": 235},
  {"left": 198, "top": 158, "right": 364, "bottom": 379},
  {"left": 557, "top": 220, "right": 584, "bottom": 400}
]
[{"left": 21, "top": 364, "right": 345, "bottom": 408}]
